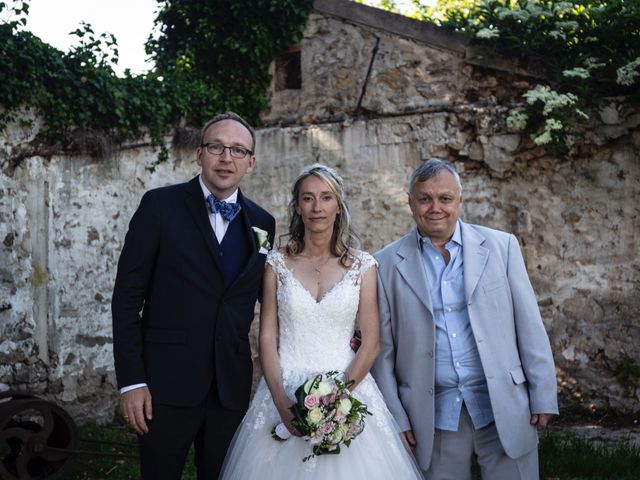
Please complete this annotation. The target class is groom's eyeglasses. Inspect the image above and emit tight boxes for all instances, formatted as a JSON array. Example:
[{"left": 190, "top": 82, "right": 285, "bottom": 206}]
[{"left": 200, "top": 142, "right": 253, "bottom": 159}]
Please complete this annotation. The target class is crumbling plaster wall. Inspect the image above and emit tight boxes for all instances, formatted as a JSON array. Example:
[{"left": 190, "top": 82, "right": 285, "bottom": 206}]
[{"left": 0, "top": 5, "right": 638, "bottom": 423}]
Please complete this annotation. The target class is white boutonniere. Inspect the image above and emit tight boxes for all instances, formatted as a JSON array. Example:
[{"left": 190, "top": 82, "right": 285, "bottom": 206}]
[{"left": 252, "top": 226, "right": 271, "bottom": 253}]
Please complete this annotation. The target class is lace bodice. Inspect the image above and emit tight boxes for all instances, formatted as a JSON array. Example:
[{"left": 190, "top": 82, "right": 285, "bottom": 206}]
[{"left": 266, "top": 249, "right": 377, "bottom": 391}]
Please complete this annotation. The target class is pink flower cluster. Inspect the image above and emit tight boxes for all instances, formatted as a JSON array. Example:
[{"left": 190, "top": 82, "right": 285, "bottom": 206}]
[{"left": 278, "top": 371, "right": 371, "bottom": 461}]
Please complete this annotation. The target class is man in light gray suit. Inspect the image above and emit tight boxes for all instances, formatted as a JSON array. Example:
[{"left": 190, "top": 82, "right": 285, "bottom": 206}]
[{"left": 371, "top": 159, "right": 558, "bottom": 479}]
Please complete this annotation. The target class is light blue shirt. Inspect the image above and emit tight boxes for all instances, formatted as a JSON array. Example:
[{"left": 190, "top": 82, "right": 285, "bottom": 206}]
[{"left": 418, "top": 221, "right": 494, "bottom": 431}]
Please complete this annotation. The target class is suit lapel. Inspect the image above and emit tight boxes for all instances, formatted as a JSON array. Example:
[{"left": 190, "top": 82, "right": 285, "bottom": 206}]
[
  {"left": 184, "top": 177, "right": 224, "bottom": 274},
  {"left": 395, "top": 233, "right": 433, "bottom": 314},
  {"left": 230, "top": 190, "right": 259, "bottom": 286},
  {"left": 461, "top": 221, "right": 489, "bottom": 303}
]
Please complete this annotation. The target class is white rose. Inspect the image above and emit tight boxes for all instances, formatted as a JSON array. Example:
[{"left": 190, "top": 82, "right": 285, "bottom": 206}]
[
  {"left": 330, "top": 427, "right": 345, "bottom": 444},
  {"left": 315, "top": 381, "right": 332, "bottom": 396},
  {"left": 307, "top": 408, "right": 323, "bottom": 425},
  {"left": 337, "top": 398, "right": 352, "bottom": 414}
]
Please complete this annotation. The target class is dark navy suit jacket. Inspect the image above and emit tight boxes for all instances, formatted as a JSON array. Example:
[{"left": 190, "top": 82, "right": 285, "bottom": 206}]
[{"left": 112, "top": 176, "right": 275, "bottom": 410}]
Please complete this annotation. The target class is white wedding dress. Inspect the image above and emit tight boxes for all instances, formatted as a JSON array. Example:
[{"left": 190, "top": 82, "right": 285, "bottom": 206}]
[{"left": 219, "top": 250, "right": 423, "bottom": 479}]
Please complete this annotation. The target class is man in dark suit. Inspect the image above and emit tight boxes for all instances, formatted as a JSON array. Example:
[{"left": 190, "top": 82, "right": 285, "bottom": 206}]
[{"left": 112, "top": 112, "right": 275, "bottom": 479}]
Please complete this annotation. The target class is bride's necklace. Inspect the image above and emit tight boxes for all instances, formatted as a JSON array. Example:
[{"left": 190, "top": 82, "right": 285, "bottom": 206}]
[{"left": 303, "top": 254, "right": 332, "bottom": 285}]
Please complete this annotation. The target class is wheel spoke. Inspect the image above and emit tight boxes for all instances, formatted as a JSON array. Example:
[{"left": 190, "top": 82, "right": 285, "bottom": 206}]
[
  {"left": 15, "top": 450, "right": 35, "bottom": 480},
  {"left": 0, "top": 427, "right": 31, "bottom": 443},
  {"left": 0, "top": 464, "right": 18, "bottom": 480},
  {"left": 0, "top": 397, "right": 78, "bottom": 479},
  {"left": 32, "top": 402, "right": 55, "bottom": 438}
]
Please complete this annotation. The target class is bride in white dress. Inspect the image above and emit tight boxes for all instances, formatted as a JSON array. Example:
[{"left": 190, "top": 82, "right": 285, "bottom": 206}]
[{"left": 220, "top": 164, "right": 422, "bottom": 479}]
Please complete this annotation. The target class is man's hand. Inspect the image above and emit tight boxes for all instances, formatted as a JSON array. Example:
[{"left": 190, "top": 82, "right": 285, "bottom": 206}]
[
  {"left": 121, "top": 387, "right": 153, "bottom": 435},
  {"left": 530, "top": 413, "right": 554, "bottom": 429},
  {"left": 402, "top": 430, "right": 417, "bottom": 450},
  {"left": 350, "top": 329, "right": 362, "bottom": 352}
]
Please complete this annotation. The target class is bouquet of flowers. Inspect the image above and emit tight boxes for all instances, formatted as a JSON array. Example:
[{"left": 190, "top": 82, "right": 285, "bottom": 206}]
[{"left": 272, "top": 371, "right": 371, "bottom": 461}]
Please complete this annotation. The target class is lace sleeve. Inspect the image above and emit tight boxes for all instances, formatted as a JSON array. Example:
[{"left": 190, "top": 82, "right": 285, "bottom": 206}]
[
  {"left": 265, "top": 249, "right": 280, "bottom": 271},
  {"left": 358, "top": 251, "right": 378, "bottom": 276},
  {"left": 346, "top": 250, "right": 378, "bottom": 286},
  {"left": 266, "top": 249, "right": 287, "bottom": 283}
]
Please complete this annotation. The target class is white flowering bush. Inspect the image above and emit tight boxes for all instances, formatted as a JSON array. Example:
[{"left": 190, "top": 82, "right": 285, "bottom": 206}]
[
  {"left": 617, "top": 58, "right": 640, "bottom": 87},
  {"left": 411, "top": 0, "right": 639, "bottom": 154},
  {"left": 507, "top": 85, "right": 589, "bottom": 152},
  {"left": 506, "top": 110, "right": 529, "bottom": 132}
]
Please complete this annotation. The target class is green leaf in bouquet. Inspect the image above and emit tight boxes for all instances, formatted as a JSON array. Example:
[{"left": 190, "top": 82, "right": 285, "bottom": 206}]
[
  {"left": 290, "top": 407, "right": 311, "bottom": 436},
  {"left": 313, "top": 444, "right": 341, "bottom": 457}
]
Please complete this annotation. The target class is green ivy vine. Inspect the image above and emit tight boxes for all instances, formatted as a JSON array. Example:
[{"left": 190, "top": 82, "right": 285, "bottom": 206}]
[{"left": 0, "top": 0, "right": 313, "bottom": 166}]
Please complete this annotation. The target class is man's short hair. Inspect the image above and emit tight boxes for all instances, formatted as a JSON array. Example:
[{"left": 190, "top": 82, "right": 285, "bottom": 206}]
[
  {"left": 200, "top": 112, "right": 256, "bottom": 151},
  {"left": 408, "top": 158, "right": 462, "bottom": 193}
]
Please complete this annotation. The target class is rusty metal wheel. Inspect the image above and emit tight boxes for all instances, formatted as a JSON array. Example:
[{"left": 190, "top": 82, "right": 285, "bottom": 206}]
[{"left": 0, "top": 394, "right": 78, "bottom": 480}]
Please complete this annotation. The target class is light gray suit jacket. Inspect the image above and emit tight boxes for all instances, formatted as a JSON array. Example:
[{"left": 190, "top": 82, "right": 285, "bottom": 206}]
[{"left": 371, "top": 221, "right": 558, "bottom": 470}]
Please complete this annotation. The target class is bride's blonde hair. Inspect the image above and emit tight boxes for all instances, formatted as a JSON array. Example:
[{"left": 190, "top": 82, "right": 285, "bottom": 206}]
[{"left": 284, "top": 163, "right": 360, "bottom": 267}]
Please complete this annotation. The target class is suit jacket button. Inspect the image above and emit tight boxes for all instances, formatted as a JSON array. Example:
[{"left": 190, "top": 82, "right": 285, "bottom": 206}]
[
  {"left": 219, "top": 251, "right": 223, "bottom": 256},
  {"left": 428, "top": 388, "right": 434, "bottom": 395},
  {"left": 428, "top": 351, "right": 433, "bottom": 358}
]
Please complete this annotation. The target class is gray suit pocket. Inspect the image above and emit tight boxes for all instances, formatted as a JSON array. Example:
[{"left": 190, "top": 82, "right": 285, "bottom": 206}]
[
  {"left": 483, "top": 279, "right": 506, "bottom": 293},
  {"left": 509, "top": 366, "right": 527, "bottom": 385},
  {"left": 144, "top": 328, "right": 188, "bottom": 344}
]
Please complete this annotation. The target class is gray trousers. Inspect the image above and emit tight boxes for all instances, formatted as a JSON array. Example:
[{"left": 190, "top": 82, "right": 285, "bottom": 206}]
[{"left": 424, "top": 406, "right": 539, "bottom": 480}]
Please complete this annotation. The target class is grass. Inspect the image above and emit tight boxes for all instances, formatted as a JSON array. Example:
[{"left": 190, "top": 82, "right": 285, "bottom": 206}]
[
  {"left": 61, "top": 424, "right": 639, "bottom": 479},
  {"left": 67, "top": 422, "right": 195, "bottom": 480},
  {"left": 538, "top": 430, "right": 640, "bottom": 480}
]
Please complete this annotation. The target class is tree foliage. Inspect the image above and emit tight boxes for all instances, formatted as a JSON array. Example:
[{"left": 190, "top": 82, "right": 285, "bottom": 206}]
[
  {"left": 362, "top": 0, "right": 639, "bottom": 154},
  {"left": 2, "top": 0, "right": 638, "bottom": 160},
  {"left": 0, "top": 2, "right": 170, "bottom": 154},
  {"left": 146, "top": 0, "right": 312, "bottom": 127},
  {"left": 416, "top": 0, "right": 640, "bottom": 154},
  {"left": 0, "top": 0, "right": 313, "bottom": 163}
]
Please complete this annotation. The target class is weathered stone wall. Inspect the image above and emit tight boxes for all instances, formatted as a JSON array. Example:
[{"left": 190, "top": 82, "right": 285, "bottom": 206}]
[
  {"left": 0, "top": 132, "right": 204, "bottom": 422},
  {"left": 1, "top": 2, "right": 638, "bottom": 423}
]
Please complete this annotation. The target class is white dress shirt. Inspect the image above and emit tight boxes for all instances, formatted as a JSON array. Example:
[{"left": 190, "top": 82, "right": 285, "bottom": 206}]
[{"left": 199, "top": 175, "right": 238, "bottom": 244}]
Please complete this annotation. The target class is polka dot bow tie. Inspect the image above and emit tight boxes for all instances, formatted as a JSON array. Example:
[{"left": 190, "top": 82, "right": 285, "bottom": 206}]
[{"left": 206, "top": 194, "right": 242, "bottom": 222}]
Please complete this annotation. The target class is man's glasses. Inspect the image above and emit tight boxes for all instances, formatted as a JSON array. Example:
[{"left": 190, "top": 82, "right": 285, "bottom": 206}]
[{"left": 200, "top": 143, "right": 253, "bottom": 159}]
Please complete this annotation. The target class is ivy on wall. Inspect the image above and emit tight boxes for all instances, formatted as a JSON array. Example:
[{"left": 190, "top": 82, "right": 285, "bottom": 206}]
[
  {"left": 0, "top": 0, "right": 313, "bottom": 164},
  {"left": 148, "top": 0, "right": 313, "bottom": 126}
]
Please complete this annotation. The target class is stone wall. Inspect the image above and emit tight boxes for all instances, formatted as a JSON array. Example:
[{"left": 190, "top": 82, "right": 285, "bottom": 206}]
[{"left": 1, "top": 1, "right": 638, "bottom": 423}]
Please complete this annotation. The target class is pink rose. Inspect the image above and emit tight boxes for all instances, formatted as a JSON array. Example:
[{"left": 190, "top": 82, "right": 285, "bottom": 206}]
[
  {"left": 322, "top": 422, "right": 334, "bottom": 434},
  {"left": 304, "top": 394, "right": 319, "bottom": 409}
]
